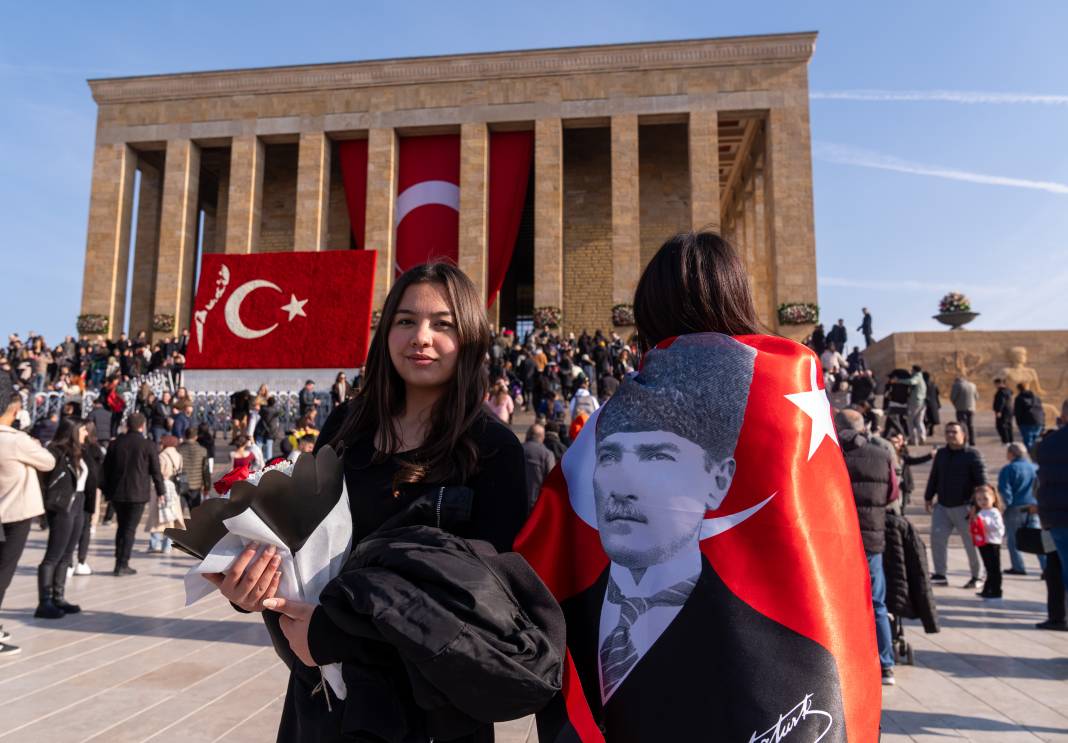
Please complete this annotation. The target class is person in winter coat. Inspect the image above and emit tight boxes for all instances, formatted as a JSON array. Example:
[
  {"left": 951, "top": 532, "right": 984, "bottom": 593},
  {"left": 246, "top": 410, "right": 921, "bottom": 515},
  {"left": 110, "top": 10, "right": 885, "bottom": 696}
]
[
  {"left": 72, "top": 419, "right": 105, "bottom": 576},
  {"left": 998, "top": 442, "right": 1042, "bottom": 575},
  {"left": 950, "top": 375, "right": 979, "bottom": 446},
  {"left": 923, "top": 371, "right": 941, "bottom": 436},
  {"left": 523, "top": 424, "right": 555, "bottom": 512},
  {"left": 1036, "top": 400, "right": 1068, "bottom": 622},
  {"left": 887, "top": 429, "right": 933, "bottom": 508},
  {"left": 177, "top": 428, "right": 208, "bottom": 510},
  {"left": 204, "top": 262, "right": 529, "bottom": 742},
  {"left": 993, "top": 378, "right": 1015, "bottom": 444},
  {"left": 100, "top": 413, "right": 166, "bottom": 575},
  {"left": 883, "top": 512, "right": 939, "bottom": 635},
  {"left": 837, "top": 409, "right": 899, "bottom": 685},
  {"left": 0, "top": 388, "right": 55, "bottom": 655},
  {"left": 1013, "top": 383, "right": 1046, "bottom": 450},
  {"left": 34, "top": 419, "right": 89, "bottom": 620},
  {"left": 925, "top": 421, "right": 987, "bottom": 587},
  {"left": 146, "top": 435, "right": 184, "bottom": 553}
]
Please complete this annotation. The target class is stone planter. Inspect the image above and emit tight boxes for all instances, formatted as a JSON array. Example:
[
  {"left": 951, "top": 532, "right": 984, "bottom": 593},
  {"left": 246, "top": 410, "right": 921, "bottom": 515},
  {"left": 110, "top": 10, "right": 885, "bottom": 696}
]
[{"left": 933, "top": 311, "right": 979, "bottom": 330}]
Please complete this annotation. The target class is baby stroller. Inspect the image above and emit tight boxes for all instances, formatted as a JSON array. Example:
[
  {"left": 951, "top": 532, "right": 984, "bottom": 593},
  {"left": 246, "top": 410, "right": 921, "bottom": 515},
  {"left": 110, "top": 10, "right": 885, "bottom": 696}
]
[{"left": 884, "top": 512, "right": 940, "bottom": 665}]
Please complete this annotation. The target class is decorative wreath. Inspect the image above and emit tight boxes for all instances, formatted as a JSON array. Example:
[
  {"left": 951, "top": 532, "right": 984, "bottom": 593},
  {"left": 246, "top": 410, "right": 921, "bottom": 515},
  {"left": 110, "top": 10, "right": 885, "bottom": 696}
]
[
  {"left": 777, "top": 302, "right": 820, "bottom": 325},
  {"left": 533, "top": 306, "right": 562, "bottom": 330},
  {"left": 611, "top": 304, "right": 635, "bottom": 327},
  {"left": 152, "top": 314, "right": 175, "bottom": 332},
  {"left": 76, "top": 314, "right": 109, "bottom": 335}
]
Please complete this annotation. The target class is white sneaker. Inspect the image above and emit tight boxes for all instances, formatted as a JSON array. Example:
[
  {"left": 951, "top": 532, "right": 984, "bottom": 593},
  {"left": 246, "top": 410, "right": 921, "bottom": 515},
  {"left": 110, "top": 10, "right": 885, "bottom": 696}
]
[
  {"left": 0, "top": 626, "right": 10, "bottom": 642},
  {"left": 89, "top": 526, "right": 97, "bottom": 536},
  {"left": 66, "top": 566, "right": 74, "bottom": 580},
  {"left": 74, "top": 562, "right": 93, "bottom": 576}
]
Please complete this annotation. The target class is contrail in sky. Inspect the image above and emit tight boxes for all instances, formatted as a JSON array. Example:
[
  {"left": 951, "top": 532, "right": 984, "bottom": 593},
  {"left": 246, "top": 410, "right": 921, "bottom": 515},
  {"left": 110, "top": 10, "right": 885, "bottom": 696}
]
[
  {"left": 813, "top": 143, "right": 1068, "bottom": 195},
  {"left": 818, "top": 276, "right": 1013, "bottom": 296},
  {"left": 811, "top": 90, "right": 1068, "bottom": 105}
]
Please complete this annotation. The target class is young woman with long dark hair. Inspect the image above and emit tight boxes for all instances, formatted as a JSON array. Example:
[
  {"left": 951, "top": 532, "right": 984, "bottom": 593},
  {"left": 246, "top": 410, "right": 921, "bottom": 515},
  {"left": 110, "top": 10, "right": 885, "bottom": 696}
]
[
  {"left": 35, "top": 418, "right": 89, "bottom": 619},
  {"left": 206, "top": 262, "right": 528, "bottom": 742},
  {"left": 633, "top": 230, "right": 763, "bottom": 352}
]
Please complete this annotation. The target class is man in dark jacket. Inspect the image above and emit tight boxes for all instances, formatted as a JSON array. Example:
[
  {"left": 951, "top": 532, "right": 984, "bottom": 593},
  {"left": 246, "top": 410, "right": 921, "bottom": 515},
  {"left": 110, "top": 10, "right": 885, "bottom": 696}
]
[
  {"left": 924, "top": 421, "right": 986, "bottom": 587},
  {"left": 993, "top": 378, "right": 1014, "bottom": 444},
  {"left": 858, "top": 308, "right": 874, "bottom": 347},
  {"left": 827, "top": 318, "right": 848, "bottom": 351},
  {"left": 100, "top": 413, "right": 165, "bottom": 575},
  {"left": 523, "top": 424, "right": 555, "bottom": 512},
  {"left": 1014, "top": 383, "right": 1045, "bottom": 450},
  {"left": 87, "top": 397, "right": 112, "bottom": 447},
  {"left": 1036, "top": 400, "right": 1068, "bottom": 626},
  {"left": 836, "top": 409, "right": 898, "bottom": 685}
]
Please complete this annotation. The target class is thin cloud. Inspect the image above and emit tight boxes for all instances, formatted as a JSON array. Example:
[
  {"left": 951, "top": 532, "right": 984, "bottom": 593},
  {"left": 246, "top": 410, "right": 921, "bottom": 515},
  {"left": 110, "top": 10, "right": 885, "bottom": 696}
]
[
  {"left": 812, "top": 90, "right": 1068, "bottom": 105},
  {"left": 813, "top": 143, "right": 1068, "bottom": 195},
  {"left": 818, "top": 276, "right": 1014, "bottom": 297}
]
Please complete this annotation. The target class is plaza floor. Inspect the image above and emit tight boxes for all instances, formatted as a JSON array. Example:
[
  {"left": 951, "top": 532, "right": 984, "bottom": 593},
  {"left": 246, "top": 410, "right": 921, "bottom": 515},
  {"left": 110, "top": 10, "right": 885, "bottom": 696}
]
[{"left": 0, "top": 410, "right": 1064, "bottom": 742}]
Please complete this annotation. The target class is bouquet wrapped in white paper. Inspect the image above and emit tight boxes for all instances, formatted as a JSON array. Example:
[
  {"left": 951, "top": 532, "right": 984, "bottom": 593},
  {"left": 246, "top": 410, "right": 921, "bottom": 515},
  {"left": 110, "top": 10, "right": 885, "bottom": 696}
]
[{"left": 166, "top": 446, "right": 352, "bottom": 698}]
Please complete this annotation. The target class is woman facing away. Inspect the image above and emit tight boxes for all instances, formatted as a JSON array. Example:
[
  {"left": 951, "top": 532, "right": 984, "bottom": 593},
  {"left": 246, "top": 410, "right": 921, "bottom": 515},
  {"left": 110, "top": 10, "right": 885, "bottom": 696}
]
[{"left": 204, "top": 262, "right": 528, "bottom": 742}]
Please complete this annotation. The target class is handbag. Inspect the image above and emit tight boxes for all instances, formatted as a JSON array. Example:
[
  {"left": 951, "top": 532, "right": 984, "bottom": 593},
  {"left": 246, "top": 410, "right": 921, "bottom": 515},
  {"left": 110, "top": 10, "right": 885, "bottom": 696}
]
[
  {"left": 41, "top": 456, "right": 75, "bottom": 513},
  {"left": 1016, "top": 526, "right": 1057, "bottom": 555}
]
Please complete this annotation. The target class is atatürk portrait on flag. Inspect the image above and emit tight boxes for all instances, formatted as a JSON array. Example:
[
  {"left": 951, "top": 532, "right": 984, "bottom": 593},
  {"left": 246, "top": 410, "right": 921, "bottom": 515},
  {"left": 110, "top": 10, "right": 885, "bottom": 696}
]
[{"left": 559, "top": 334, "right": 846, "bottom": 742}]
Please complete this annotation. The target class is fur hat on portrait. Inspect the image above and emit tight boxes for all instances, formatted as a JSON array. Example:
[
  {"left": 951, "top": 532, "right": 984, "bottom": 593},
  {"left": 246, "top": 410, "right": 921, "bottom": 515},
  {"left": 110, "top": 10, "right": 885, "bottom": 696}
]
[{"left": 596, "top": 333, "right": 756, "bottom": 463}]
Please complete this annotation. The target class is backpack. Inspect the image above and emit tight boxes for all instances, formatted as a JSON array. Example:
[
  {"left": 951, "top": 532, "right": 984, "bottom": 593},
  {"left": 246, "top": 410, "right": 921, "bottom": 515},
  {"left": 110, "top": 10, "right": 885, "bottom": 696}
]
[
  {"left": 573, "top": 393, "right": 597, "bottom": 417},
  {"left": 106, "top": 388, "right": 125, "bottom": 413}
]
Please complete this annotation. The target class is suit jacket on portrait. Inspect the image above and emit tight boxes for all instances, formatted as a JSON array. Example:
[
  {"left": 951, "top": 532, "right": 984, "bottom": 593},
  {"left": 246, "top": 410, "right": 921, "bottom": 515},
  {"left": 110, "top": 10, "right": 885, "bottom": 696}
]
[{"left": 558, "top": 555, "right": 847, "bottom": 743}]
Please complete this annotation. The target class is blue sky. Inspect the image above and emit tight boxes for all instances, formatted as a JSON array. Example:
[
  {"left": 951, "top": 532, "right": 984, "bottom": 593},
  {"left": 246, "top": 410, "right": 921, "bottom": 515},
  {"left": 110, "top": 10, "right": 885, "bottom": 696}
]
[{"left": 2, "top": 1, "right": 1067, "bottom": 341}]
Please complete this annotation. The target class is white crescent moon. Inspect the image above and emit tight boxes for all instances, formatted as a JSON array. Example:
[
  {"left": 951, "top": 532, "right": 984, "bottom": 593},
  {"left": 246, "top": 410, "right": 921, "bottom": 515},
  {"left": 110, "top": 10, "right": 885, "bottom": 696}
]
[
  {"left": 394, "top": 180, "right": 460, "bottom": 227},
  {"left": 224, "top": 280, "right": 281, "bottom": 340}
]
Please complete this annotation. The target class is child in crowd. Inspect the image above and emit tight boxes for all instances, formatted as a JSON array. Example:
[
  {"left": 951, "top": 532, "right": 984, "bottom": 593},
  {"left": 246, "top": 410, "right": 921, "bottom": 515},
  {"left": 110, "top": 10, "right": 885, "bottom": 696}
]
[{"left": 970, "top": 484, "right": 1005, "bottom": 599}]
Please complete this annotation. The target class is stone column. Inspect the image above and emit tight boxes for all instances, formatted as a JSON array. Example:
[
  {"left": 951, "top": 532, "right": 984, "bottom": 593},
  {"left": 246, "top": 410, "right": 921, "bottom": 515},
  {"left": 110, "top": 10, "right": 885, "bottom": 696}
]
[
  {"left": 294, "top": 131, "right": 331, "bottom": 251},
  {"left": 365, "top": 128, "right": 397, "bottom": 309},
  {"left": 534, "top": 118, "right": 563, "bottom": 314},
  {"left": 79, "top": 142, "right": 136, "bottom": 338},
  {"left": 766, "top": 103, "right": 817, "bottom": 338},
  {"left": 742, "top": 179, "right": 756, "bottom": 271},
  {"left": 752, "top": 166, "right": 773, "bottom": 328},
  {"left": 153, "top": 139, "right": 201, "bottom": 339},
  {"left": 611, "top": 115, "right": 640, "bottom": 310},
  {"left": 458, "top": 122, "right": 489, "bottom": 303},
  {"left": 689, "top": 110, "right": 721, "bottom": 232},
  {"left": 128, "top": 162, "right": 164, "bottom": 337},
  {"left": 225, "top": 133, "right": 264, "bottom": 253}
]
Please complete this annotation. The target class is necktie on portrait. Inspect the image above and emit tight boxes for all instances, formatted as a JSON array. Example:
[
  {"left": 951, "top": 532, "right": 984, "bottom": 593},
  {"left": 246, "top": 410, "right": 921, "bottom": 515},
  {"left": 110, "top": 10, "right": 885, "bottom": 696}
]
[{"left": 599, "top": 574, "right": 698, "bottom": 697}]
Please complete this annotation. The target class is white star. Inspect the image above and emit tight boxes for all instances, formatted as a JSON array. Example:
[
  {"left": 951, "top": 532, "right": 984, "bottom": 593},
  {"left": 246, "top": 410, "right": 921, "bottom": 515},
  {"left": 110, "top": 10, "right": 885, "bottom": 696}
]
[
  {"left": 785, "top": 357, "right": 840, "bottom": 461},
  {"left": 281, "top": 294, "right": 308, "bottom": 322}
]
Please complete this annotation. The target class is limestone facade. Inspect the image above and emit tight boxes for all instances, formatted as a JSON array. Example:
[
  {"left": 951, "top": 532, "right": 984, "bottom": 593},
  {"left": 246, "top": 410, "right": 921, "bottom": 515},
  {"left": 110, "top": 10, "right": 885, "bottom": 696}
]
[{"left": 80, "top": 33, "right": 819, "bottom": 340}]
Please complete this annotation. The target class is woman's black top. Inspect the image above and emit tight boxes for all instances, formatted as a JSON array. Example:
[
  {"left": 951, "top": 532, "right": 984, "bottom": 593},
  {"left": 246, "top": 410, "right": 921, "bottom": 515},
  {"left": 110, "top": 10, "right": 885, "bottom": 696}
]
[{"left": 312, "top": 401, "right": 527, "bottom": 555}]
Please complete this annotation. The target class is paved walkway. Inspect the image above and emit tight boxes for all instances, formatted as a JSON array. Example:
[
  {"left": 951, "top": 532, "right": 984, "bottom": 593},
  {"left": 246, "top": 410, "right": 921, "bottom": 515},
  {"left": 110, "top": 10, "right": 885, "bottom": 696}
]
[{"left": 0, "top": 410, "right": 1064, "bottom": 741}]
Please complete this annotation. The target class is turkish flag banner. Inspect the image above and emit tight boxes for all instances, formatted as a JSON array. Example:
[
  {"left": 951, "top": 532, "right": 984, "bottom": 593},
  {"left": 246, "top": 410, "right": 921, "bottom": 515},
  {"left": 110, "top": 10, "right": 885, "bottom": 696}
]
[
  {"left": 184, "top": 250, "right": 376, "bottom": 370},
  {"left": 516, "top": 333, "right": 881, "bottom": 743},
  {"left": 396, "top": 134, "right": 460, "bottom": 275}
]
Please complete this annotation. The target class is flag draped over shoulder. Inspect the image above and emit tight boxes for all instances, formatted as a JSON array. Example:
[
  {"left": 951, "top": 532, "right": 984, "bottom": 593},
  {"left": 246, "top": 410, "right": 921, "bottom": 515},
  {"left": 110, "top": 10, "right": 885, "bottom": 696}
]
[{"left": 515, "top": 333, "right": 880, "bottom": 743}]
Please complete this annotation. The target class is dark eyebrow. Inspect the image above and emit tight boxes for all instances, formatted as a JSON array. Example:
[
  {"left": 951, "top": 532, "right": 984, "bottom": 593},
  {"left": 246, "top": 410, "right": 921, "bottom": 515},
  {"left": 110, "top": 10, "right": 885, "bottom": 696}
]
[
  {"left": 597, "top": 442, "right": 623, "bottom": 455},
  {"left": 395, "top": 308, "right": 454, "bottom": 317},
  {"left": 635, "top": 442, "right": 681, "bottom": 456}
]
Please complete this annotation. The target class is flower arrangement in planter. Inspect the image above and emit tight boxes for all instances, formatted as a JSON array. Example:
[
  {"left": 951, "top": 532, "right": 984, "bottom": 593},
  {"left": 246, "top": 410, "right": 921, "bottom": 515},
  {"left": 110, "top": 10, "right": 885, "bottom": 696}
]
[
  {"left": 611, "top": 303, "right": 635, "bottom": 327},
  {"left": 533, "top": 306, "right": 562, "bottom": 330},
  {"left": 152, "top": 313, "right": 175, "bottom": 333},
  {"left": 938, "top": 292, "right": 971, "bottom": 313},
  {"left": 76, "top": 313, "right": 109, "bottom": 336},
  {"left": 777, "top": 302, "right": 820, "bottom": 325}
]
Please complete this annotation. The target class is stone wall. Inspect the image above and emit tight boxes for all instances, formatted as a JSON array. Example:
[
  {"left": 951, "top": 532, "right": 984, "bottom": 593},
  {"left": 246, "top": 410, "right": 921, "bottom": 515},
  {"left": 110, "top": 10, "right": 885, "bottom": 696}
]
[
  {"left": 258, "top": 143, "right": 298, "bottom": 252},
  {"left": 563, "top": 128, "right": 612, "bottom": 334},
  {"left": 639, "top": 123, "right": 690, "bottom": 268},
  {"left": 864, "top": 330, "right": 1068, "bottom": 414}
]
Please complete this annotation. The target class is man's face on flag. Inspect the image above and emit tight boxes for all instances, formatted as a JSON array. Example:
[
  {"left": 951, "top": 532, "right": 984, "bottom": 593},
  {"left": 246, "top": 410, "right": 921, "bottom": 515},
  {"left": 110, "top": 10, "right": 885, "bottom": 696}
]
[{"left": 593, "top": 430, "right": 735, "bottom": 571}]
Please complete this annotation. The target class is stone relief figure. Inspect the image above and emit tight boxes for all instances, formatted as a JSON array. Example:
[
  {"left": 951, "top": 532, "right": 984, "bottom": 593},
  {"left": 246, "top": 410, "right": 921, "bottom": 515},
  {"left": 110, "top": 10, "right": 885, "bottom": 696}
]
[{"left": 1000, "top": 346, "right": 1045, "bottom": 395}]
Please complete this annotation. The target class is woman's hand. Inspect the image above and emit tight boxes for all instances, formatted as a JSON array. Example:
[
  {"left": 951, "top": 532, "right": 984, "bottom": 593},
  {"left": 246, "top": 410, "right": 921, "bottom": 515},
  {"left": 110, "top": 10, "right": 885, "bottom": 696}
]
[
  {"left": 263, "top": 597, "right": 316, "bottom": 667},
  {"left": 203, "top": 542, "right": 282, "bottom": 612}
]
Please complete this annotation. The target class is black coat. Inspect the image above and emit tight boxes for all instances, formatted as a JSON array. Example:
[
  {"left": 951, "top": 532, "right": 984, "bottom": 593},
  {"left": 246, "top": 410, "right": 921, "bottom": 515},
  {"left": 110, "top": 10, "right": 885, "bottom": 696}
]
[
  {"left": 841, "top": 430, "right": 892, "bottom": 554},
  {"left": 1037, "top": 426, "right": 1068, "bottom": 530},
  {"left": 993, "top": 387, "right": 1013, "bottom": 417},
  {"left": 82, "top": 442, "right": 105, "bottom": 514},
  {"left": 553, "top": 557, "right": 846, "bottom": 743},
  {"left": 884, "top": 513, "right": 939, "bottom": 633},
  {"left": 1014, "top": 390, "right": 1045, "bottom": 428},
  {"left": 100, "top": 431, "right": 165, "bottom": 503},
  {"left": 925, "top": 382, "right": 941, "bottom": 425},
  {"left": 306, "top": 522, "right": 564, "bottom": 742},
  {"left": 924, "top": 446, "right": 986, "bottom": 508}
]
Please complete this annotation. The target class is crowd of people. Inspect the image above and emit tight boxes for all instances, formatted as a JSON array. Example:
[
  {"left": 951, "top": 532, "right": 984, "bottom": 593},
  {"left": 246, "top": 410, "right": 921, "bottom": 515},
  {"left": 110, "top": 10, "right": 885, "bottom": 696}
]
[
  {"left": 0, "top": 245, "right": 1066, "bottom": 741},
  {"left": 807, "top": 320, "right": 1068, "bottom": 686}
]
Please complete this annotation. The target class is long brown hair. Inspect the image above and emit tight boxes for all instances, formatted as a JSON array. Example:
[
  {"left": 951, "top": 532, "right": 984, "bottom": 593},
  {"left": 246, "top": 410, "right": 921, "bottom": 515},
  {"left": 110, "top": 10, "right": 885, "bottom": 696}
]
[
  {"left": 633, "top": 231, "right": 763, "bottom": 353},
  {"left": 330, "top": 262, "right": 490, "bottom": 488},
  {"left": 50, "top": 418, "right": 83, "bottom": 469}
]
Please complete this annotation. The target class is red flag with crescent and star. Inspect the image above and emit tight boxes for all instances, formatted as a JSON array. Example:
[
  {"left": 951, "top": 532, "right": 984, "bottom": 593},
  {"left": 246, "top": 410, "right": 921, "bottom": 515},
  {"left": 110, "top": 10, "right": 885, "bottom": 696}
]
[
  {"left": 396, "top": 134, "right": 461, "bottom": 275},
  {"left": 183, "top": 250, "right": 376, "bottom": 370},
  {"left": 516, "top": 333, "right": 881, "bottom": 743}
]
